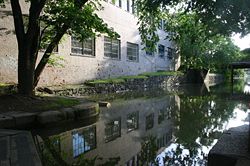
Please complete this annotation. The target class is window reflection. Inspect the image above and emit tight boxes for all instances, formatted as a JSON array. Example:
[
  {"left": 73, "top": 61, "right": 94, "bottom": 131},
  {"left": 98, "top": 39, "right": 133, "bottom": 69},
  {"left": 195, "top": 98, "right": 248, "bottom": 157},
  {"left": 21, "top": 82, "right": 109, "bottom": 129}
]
[
  {"left": 146, "top": 113, "right": 154, "bottom": 130},
  {"left": 105, "top": 118, "right": 121, "bottom": 142},
  {"left": 158, "top": 107, "right": 172, "bottom": 124},
  {"left": 72, "top": 125, "right": 96, "bottom": 158},
  {"left": 127, "top": 111, "right": 139, "bottom": 132}
]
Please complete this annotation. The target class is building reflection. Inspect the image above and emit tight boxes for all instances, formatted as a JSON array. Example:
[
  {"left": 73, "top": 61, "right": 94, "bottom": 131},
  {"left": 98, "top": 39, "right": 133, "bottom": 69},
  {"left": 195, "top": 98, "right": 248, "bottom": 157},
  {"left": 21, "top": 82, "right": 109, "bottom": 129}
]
[
  {"left": 72, "top": 125, "right": 96, "bottom": 157},
  {"left": 37, "top": 95, "right": 179, "bottom": 165},
  {"left": 105, "top": 118, "right": 121, "bottom": 142}
]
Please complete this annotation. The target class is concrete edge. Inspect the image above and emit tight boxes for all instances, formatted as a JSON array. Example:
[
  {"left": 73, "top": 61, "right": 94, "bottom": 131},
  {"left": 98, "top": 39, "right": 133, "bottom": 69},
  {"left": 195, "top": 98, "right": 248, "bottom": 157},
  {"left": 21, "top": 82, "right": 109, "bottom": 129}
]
[{"left": 0, "top": 102, "right": 100, "bottom": 129}]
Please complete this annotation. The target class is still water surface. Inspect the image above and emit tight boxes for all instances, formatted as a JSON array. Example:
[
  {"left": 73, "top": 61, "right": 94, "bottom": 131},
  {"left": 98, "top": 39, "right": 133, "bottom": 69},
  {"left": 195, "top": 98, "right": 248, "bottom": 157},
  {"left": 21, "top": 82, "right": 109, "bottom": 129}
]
[{"left": 33, "top": 83, "right": 250, "bottom": 166}]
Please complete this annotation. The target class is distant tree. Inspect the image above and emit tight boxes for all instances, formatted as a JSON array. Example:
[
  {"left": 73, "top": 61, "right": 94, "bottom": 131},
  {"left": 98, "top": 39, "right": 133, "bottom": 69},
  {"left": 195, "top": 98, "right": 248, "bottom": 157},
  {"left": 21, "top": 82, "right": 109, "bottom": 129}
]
[
  {"left": 238, "top": 48, "right": 250, "bottom": 62},
  {"left": 0, "top": 0, "right": 118, "bottom": 96}
]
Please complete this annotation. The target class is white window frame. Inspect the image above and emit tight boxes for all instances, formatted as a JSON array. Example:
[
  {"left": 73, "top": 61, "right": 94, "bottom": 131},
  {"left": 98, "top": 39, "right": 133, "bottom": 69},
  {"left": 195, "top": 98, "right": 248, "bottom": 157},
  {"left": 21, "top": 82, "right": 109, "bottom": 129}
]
[
  {"left": 71, "top": 36, "right": 95, "bottom": 57},
  {"left": 127, "top": 42, "right": 139, "bottom": 62},
  {"left": 104, "top": 36, "right": 121, "bottom": 60}
]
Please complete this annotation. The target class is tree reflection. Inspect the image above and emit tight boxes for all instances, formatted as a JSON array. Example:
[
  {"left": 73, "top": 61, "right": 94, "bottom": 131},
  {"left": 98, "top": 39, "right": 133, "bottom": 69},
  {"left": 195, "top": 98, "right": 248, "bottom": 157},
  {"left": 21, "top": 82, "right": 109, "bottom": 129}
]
[{"left": 166, "top": 94, "right": 238, "bottom": 165}]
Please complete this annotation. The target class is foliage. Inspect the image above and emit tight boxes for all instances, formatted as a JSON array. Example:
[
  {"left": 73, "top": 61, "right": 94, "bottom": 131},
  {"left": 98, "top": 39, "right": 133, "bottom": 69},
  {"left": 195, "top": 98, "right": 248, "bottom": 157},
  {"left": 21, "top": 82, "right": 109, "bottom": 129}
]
[
  {"left": 138, "top": 136, "right": 160, "bottom": 165},
  {"left": 240, "top": 48, "right": 250, "bottom": 61},
  {"left": 166, "top": 13, "right": 242, "bottom": 71},
  {"left": 136, "top": 0, "right": 250, "bottom": 37}
]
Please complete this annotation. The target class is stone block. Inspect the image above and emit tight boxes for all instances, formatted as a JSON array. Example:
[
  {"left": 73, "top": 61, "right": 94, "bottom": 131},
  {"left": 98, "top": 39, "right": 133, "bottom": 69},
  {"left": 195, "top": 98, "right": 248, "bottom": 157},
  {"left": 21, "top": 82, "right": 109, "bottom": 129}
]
[
  {"left": 208, "top": 125, "right": 249, "bottom": 166},
  {"left": 0, "top": 114, "right": 15, "bottom": 128},
  {"left": 61, "top": 108, "right": 75, "bottom": 120},
  {"left": 36, "top": 111, "right": 66, "bottom": 125},
  {"left": 73, "top": 103, "right": 99, "bottom": 119},
  {"left": 12, "top": 112, "right": 36, "bottom": 127}
]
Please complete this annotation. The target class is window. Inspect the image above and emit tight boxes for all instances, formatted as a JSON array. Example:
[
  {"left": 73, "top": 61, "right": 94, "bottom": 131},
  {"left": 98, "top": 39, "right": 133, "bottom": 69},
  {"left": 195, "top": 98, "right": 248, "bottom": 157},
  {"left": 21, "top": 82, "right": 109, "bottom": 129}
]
[
  {"left": 158, "top": 44, "right": 165, "bottom": 57},
  {"left": 71, "top": 37, "right": 95, "bottom": 56},
  {"left": 127, "top": 42, "right": 139, "bottom": 62},
  {"left": 105, "top": 118, "right": 121, "bottom": 142},
  {"left": 104, "top": 36, "right": 121, "bottom": 59},
  {"left": 167, "top": 47, "right": 174, "bottom": 59},
  {"left": 146, "top": 113, "right": 154, "bottom": 130},
  {"left": 127, "top": 111, "right": 139, "bottom": 132},
  {"left": 119, "top": 0, "right": 122, "bottom": 7},
  {"left": 127, "top": 0, "right": 130, "bottom": 12},
  {"left": 72, "top": 126, "right": 96, "bottom": 157}
]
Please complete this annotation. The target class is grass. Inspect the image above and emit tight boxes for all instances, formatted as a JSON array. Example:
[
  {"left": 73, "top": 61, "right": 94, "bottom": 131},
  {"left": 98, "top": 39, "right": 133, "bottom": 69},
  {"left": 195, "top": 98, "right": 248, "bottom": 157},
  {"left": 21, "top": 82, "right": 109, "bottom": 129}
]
[
  {"left": 85, "top": 78, "right": 125, "bottom": 85},
  {"left": 119, "top": 75, "right": 148, "bottom": 80},
  {"left": 37, "top": 96, "right": 80, "bottom": 111},
  {"left": 140, "top": 71, "right": 184, "bottom": 77},
  {"left": 85, "top": 71, "right": 183, "bottom": 86},
  {"left": 0, "top": 83, "right": 11, "bottom": 87}
]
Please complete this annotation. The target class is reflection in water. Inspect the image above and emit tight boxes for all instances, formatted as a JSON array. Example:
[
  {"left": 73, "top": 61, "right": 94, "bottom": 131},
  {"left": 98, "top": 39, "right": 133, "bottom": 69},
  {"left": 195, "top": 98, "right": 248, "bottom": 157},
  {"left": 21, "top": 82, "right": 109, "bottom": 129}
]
[
  {"left": 105, "top": 118, "right": 121, "bottom": 142},
  {"left": 34, "top": 84, "right": 250, "bottom": 165},
  {"left": 127, "top": 111, "right": 139, "bottom": 132},
  {"left": 72, "top": 126, "right": 96, "bottom": 157}
]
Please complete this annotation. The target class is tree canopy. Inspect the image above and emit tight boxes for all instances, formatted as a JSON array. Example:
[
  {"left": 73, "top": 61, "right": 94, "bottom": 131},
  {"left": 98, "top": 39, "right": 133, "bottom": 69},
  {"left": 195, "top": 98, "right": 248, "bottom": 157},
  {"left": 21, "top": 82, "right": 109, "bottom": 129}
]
[{"left": 136, "top": 0, "right": 250, "bottom": 36}]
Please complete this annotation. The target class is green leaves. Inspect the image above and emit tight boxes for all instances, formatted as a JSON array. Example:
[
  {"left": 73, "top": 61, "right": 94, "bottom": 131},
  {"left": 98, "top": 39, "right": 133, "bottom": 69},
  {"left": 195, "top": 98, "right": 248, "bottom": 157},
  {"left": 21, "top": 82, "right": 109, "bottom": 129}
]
[{"left": 40, "top": 0, "right": 118, "bottom": 48}]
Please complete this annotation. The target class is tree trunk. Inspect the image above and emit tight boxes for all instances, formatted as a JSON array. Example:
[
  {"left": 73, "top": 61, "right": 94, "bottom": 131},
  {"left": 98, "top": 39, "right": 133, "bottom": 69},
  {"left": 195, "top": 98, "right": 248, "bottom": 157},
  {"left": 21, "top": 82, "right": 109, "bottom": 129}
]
[
  {"left": 10, "top": 0, "right": 45, "bottom": 96},
  {"left": 17, "top": 46, "right": 35, "bottom": 96}
]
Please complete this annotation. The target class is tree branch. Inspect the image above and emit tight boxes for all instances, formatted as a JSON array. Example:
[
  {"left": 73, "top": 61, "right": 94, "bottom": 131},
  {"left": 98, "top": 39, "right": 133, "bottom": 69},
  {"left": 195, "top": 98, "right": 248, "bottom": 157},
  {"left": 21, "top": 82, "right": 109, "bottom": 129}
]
[
  {"left": 33, "top": 0, "right": 89, "bottom": 86},
  {"left": 10, "top": 0, "right": 25, "bottom": 48}
]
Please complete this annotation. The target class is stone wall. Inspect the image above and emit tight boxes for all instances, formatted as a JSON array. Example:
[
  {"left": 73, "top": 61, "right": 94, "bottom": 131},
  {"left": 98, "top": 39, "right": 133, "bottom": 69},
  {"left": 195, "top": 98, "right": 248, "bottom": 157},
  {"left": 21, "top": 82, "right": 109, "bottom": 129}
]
[{"left": 50, "top": 75, "right": 183, "bottom": 96}]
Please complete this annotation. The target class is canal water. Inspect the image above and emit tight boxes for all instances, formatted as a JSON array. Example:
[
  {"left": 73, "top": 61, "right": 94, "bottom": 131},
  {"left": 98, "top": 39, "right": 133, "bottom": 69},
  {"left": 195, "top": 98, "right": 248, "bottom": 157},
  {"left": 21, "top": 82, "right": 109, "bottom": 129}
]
[{"left": 33, "top": 82, "right": 250, "bottom": 166}]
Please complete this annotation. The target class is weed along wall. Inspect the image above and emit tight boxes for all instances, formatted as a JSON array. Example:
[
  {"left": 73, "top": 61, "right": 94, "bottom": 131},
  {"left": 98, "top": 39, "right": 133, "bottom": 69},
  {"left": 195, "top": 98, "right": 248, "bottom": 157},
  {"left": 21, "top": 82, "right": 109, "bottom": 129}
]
[{"left": 50, "top": 72, "right": 184, "bottom": 96}]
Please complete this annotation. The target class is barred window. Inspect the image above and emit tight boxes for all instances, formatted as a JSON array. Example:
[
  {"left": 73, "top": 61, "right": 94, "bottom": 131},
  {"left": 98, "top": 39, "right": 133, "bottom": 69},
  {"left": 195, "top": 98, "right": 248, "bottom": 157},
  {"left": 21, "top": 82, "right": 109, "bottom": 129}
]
[
  {"left": 105, "top": 118, "right": 121, "bottom": 142},
  {"left": 127, "top": 42, "right": 139, "bottom": 62},
  {"left": 158, "top": 44, "right": 165, "bottom": 57},
  {"left": 72, "top": 126, "right": 96, "bottom": 158},
  {"left": 127, "top": 111, "right": 139, "bottom": 132},
  {"left": 104, "top": 36, "right": 121, "bottom": 59},
  {"left": 167, "top": 47, "right": 174, "bottom": 59},
  {"left": 146, "top": 113, "right": 154, "bottom": 130},
  {"left": 71, "top": 37, "right": 95, "bottom": 56}
]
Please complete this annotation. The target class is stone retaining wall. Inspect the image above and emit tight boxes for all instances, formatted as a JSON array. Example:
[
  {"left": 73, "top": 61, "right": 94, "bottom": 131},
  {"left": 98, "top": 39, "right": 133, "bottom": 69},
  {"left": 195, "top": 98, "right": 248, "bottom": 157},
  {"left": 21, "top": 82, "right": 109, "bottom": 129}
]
[{"left": 51, "top": 75, "right": 184, "bottom": 96}]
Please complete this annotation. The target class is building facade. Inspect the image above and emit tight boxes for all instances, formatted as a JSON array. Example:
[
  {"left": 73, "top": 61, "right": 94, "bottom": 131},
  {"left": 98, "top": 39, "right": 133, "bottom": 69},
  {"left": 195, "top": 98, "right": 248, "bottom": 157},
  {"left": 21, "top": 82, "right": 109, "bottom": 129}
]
[{"left": 0, "top": 0, "right": 180, "bottom": 86}]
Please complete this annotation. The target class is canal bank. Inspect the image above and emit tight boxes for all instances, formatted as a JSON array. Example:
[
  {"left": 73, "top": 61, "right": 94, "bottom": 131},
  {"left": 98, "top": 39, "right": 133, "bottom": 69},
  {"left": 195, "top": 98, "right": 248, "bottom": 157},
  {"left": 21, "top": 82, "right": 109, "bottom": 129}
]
[{"left": 1, "top": 71, "right": 237, "bottom": 166}]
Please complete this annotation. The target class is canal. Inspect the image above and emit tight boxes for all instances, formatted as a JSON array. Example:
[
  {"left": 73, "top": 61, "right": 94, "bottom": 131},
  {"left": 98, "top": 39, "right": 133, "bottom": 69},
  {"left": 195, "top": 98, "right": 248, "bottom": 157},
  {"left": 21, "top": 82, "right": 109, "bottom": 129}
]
[{"left": 32, "top": 82, "right": 250, "bottom": 166}]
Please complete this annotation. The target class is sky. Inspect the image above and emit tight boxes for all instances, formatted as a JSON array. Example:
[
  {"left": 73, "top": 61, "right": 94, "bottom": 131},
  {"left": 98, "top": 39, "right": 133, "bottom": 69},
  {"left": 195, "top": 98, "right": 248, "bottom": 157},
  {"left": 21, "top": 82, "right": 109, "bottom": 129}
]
[{"left": 231, "top": 33, "right": 250, "bottom": 50}]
